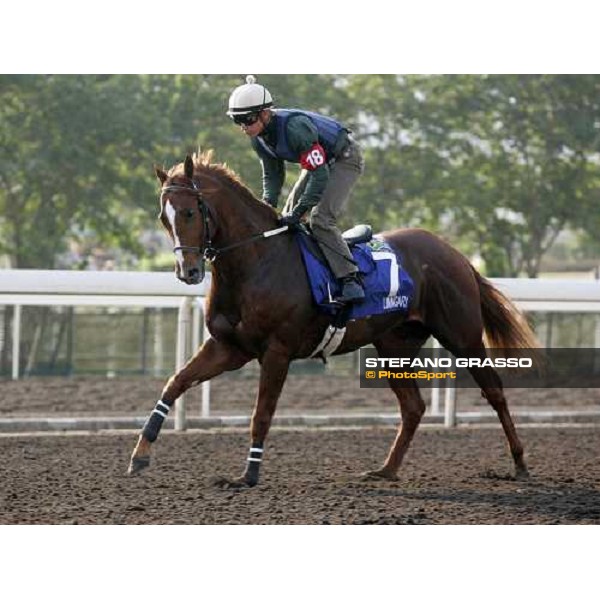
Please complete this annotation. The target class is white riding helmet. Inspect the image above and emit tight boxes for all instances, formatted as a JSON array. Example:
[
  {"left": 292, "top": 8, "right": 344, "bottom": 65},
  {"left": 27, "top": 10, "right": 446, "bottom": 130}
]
[{"left": 227, "top": 75, "right": 273, "bottom": 116}]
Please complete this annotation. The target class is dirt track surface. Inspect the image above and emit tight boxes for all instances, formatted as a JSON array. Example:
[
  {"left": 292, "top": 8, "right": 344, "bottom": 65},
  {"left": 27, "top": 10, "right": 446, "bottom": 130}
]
[{"left": 1, "top": 426, "right": 599, "bottom": 524}]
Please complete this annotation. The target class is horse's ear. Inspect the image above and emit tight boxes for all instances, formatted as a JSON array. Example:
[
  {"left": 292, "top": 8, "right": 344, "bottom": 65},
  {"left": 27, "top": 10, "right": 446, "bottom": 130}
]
[
  {"left": 184, "top": 155, "right": 194, "bottom": 179},
  {"left": 155, "top": 166, "right": 168, "bottom": 184}
]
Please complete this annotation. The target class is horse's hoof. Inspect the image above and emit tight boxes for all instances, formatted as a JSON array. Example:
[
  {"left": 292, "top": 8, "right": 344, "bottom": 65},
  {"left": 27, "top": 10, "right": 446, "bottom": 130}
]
[
  {"left": 360, "top": 469, "right": 399, "bottom": 482},
  {"left": 515, "top": 465, "right": 530, "bottom": 481},
  {"left": 228, "top": 477, "right": 256, "bottom": 489},
  {"left": 208, "top": 475, "right": 256, "bottom": 489},
  {"left": 128, "top": 456, "right": 150, "bottom": 476}
]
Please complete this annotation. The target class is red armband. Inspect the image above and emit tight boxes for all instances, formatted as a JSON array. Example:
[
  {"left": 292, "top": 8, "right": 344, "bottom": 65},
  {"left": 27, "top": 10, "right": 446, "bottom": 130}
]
[{"left": 300, "top": 143, "right": 327, "bottom": 171}]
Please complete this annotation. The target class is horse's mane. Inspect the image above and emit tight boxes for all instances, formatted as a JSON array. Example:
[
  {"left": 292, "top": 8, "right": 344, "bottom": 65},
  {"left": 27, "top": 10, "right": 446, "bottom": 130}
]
[{"left": 168, "top": 150, "right": 277, "bottom": 218}]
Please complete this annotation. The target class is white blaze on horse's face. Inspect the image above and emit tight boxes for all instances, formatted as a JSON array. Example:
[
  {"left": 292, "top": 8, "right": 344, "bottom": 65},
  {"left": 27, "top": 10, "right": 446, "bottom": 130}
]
[
  {"left": 164, "top": 200, "right": 185, "bottom": 267},
  {"left": 163, "top": 196, "right": 204, "bottom": 285}
]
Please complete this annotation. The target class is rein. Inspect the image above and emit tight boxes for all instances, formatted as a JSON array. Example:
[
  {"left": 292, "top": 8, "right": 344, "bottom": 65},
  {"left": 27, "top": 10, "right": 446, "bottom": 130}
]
[{"left": 161, "top": 181, "right": 288, "bottom": 263}]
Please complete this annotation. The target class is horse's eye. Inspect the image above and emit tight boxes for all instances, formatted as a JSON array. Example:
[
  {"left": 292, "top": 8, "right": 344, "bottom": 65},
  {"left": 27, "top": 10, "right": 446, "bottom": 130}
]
[{"left": 183, "top": 208, "right": 195, "bottom": 220}]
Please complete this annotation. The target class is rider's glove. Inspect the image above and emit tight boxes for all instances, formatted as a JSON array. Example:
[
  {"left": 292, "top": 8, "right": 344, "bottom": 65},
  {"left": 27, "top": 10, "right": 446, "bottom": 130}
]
[{"left": 278, "top": 213, "right": 301, "bottom": 229}]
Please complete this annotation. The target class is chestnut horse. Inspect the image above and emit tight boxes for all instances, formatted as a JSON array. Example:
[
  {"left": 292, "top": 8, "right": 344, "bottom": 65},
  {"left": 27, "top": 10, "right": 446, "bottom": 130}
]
[{"left": 128, "top": 152, "right": 538, "bottom": 487}]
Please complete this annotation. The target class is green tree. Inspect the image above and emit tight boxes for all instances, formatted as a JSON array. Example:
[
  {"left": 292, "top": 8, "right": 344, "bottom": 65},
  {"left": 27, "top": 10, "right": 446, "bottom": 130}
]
[
  {"left": 350, "top": 75, "right": 600, "bottom": 276},
  {"left": 449, "top": 75, "right": 600, "bottom": 276},
  {"left": 0, "top": 75, "right": 157, "bottom": 268}
]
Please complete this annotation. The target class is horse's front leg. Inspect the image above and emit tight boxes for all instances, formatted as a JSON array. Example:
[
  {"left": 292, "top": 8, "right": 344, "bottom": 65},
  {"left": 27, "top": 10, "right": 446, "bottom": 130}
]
[
  {"left": 230, "top": 345, "right": 290, "bottom": 488},
  {"left": 128, "top": 337, "right": 250, "bottom": 475}
]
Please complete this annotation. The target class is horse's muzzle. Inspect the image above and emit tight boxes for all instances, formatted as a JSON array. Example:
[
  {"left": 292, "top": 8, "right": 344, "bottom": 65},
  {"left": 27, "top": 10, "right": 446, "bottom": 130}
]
[{"left": 180, "top": 266, "right": 204, "bottom": 285}]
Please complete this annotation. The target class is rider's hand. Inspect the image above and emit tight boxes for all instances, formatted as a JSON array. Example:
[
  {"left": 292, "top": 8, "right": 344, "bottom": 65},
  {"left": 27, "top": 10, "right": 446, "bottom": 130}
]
[{"left": 278, "top": 213, "right": 301, "bottom": 229}]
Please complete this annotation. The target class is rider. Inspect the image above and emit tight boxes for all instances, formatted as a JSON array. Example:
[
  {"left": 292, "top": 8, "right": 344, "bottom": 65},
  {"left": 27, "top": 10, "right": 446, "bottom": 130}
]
[{"left": 226, "top": 75, "right": 365, "bottom": 304}]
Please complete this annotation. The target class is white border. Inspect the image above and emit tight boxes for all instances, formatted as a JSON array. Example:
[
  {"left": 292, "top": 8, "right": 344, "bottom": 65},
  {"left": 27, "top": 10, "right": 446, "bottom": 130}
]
[{"left": 2, "top": 1, "right": 597, "bottom": 73}]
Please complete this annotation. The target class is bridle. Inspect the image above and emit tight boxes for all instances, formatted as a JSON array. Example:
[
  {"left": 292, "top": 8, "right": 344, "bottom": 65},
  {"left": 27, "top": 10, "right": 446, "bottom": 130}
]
[
  {"left": 160, "top": 180, "right": 219, "bottom": 263},
  {"left": 160, "top": 179, "right": 289, "bottom": 265}
]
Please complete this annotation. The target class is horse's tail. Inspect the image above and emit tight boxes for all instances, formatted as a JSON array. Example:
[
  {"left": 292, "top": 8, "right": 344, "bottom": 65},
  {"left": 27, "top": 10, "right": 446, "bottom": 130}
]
[{"left": 473, "top": 268, "right": 540, "bottom": 354}]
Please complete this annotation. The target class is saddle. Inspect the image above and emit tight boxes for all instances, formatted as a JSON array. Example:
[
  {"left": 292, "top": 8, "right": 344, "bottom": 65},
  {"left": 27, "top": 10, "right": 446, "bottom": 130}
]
[{"left": 342, "top": 224, "right": 373, "bottom": 247}]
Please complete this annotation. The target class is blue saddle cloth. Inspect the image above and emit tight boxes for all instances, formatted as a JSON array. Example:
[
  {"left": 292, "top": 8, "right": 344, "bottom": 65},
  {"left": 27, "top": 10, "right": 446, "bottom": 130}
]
[{"left": 296, "top": 233, "right": 415, "bottom": 320}]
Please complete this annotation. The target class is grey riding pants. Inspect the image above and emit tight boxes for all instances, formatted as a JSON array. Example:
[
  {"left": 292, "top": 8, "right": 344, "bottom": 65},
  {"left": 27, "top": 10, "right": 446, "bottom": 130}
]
[{"left": 284, "top": 139, "right": 365, "bottom": 279}]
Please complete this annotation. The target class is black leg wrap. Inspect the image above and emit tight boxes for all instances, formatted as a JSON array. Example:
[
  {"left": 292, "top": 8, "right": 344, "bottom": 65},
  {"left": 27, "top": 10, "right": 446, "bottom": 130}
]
[
  {"left": 244, "top": 443, "right": 264, "bottom": 487},
  {"left": 142, "top": 399, "right": 170, "bottom": 443}
]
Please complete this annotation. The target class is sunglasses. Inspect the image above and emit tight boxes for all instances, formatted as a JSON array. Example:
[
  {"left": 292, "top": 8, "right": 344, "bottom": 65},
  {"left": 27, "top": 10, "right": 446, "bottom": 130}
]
[{"left": 231, "top": 112, "right": 260, "bottom": 126}]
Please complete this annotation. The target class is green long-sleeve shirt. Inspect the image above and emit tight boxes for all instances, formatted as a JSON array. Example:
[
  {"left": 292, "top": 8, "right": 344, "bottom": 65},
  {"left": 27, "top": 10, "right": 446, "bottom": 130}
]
[{"left": 251, "top": 113, "right": 330, "bottom": 217}]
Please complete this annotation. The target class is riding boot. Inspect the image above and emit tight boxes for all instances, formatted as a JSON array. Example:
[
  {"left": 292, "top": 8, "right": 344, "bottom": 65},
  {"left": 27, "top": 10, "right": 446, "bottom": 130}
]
[{"left": 335, "top": 274, "right": 365, "bottom": 303}]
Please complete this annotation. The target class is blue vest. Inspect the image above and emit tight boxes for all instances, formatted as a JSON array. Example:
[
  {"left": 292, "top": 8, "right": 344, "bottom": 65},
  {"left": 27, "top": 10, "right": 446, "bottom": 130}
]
[{"left": 256, "top": 109, "right": 346, "bottom": 163}]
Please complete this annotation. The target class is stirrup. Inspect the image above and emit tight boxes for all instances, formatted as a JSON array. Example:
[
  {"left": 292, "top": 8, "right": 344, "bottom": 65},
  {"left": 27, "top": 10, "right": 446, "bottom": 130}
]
[{"left": 335, "top": 276, "right": 365, "bottom": 303}]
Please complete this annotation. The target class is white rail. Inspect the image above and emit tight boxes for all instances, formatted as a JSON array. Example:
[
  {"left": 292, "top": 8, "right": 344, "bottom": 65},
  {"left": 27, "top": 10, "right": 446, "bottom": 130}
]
[
  {"left": 0, "top": 269, "right": 210, "bottom": 296},
  {"left": 1, "top": 271, "right": 599, "bottom": 429},
  {"left": 0, "top": 270, "right": 211, "bottom": 431}
]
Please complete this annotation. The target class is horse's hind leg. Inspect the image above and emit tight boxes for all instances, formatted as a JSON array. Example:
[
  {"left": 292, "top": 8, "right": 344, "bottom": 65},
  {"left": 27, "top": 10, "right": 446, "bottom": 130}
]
[
  {"left": 364, "top": 326, "right": 428, "bottom": 481},
  {"left": 436, "top": 332, "right": 529, "bottom": 479},
  {"left": 426, "top": 280, "right": 528, "bottom": 478},
  {"left": 465, "top": 347, "right": 529, "bottom": 479}
]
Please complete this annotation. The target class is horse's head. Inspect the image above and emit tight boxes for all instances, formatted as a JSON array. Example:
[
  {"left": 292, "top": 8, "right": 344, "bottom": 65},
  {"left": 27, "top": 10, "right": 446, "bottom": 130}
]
[{"left": 156, "top": 155, "right": 210, "bottom": 285}]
